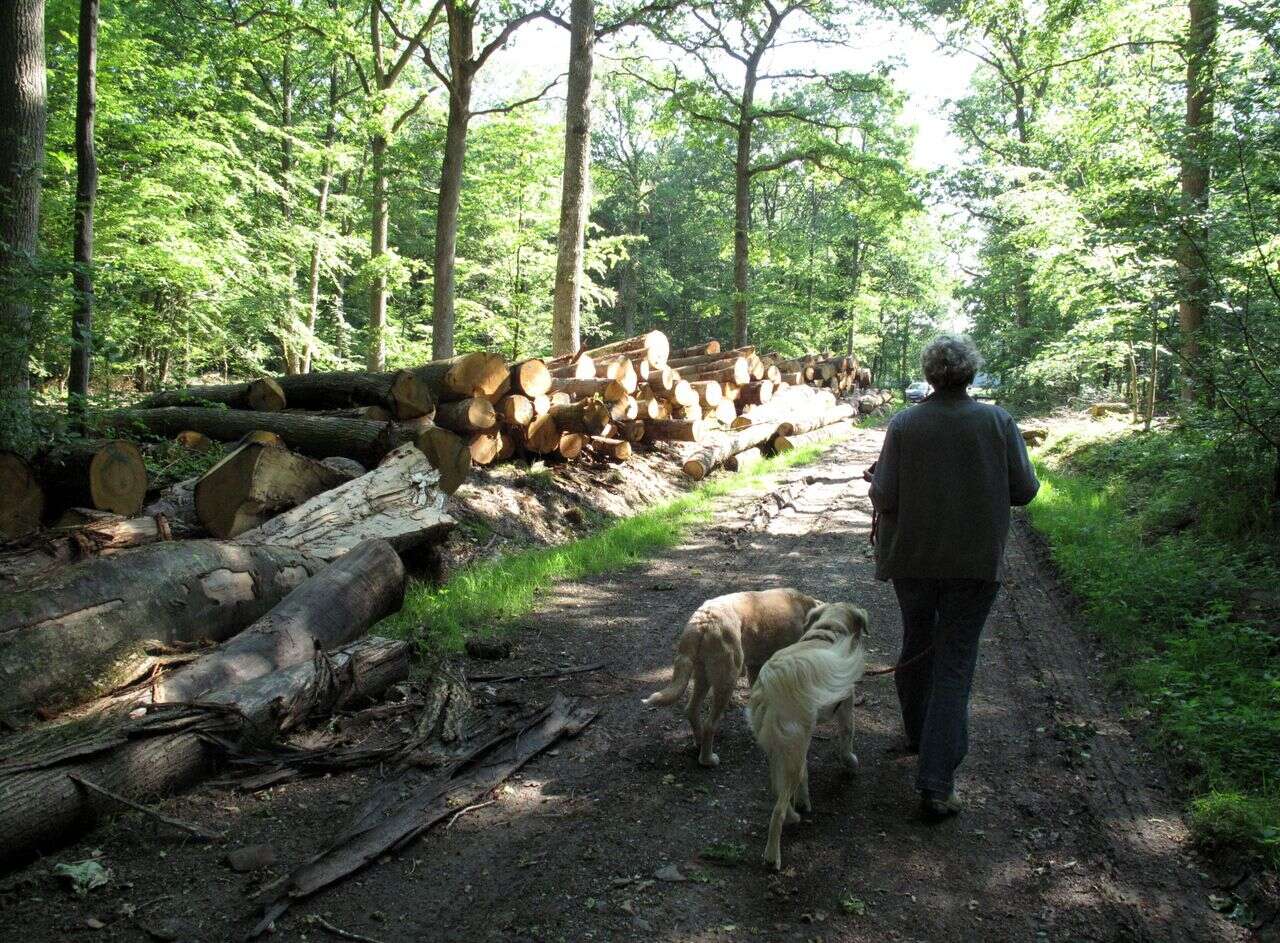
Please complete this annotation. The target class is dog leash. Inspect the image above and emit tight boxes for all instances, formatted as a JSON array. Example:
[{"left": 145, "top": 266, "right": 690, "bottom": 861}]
[{"left": 862, "top": 644, "right": 934, "bottom": 677}]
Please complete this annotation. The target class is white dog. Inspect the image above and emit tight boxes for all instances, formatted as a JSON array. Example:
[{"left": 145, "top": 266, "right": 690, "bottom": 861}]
[{"left": 746, "top": 602, "right": 868, "bottom": 870}]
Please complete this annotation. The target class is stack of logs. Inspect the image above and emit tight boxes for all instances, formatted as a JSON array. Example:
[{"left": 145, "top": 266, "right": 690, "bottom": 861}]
[{"left": 0, "top": 334, "right": 884, "bottom": 541}]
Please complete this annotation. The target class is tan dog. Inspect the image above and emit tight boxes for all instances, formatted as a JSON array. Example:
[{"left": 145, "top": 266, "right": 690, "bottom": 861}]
[
  {"left": 642, "top": 589, "right": 821, "bottom": 767},
  {"left": 746, "top": 602, "right": 869, "bottom": 870}
]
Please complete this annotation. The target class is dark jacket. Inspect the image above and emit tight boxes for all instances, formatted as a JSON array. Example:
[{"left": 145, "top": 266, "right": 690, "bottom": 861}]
[{"left": 869, "top": 388, "right": 1039, "bottom": 582}]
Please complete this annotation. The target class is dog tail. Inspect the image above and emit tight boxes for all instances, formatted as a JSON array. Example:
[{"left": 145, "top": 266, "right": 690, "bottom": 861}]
[
  {"left": 641, "top": 623, "right": 701, "bottom": 706},
  {"left": 746, "top": 634, "right": 866, "bottom": 754}
]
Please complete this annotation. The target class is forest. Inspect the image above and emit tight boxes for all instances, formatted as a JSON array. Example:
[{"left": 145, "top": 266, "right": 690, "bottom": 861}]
[{"left": 0, "top": 0, "right": 1268, "bottom": 475}]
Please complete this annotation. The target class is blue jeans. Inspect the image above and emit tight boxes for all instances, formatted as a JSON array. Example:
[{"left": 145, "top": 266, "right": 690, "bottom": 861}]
[{"left": 891, "top": 577, "right": 1000, "bottom": 797}]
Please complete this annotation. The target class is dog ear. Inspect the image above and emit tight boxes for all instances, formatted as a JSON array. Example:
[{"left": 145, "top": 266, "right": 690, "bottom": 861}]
[
  {"left": 804, "top": 605, "right": 826, "bottom": 631},
  {"left": 852, "top": 607, "right": 870, "bottom": 637}
]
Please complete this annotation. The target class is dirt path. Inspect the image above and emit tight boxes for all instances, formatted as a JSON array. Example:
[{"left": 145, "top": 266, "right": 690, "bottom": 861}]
[{"left": 2, "top": 429, "right": 1248, "bottom": 942}]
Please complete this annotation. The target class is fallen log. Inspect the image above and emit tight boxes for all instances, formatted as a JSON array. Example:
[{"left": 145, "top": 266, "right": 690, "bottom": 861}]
[
  {"left": 547, "top": 399, "right": 611, "bottom": 436},
  {"left": 0, "top": 452, "right": 45, "bottom": 538},
  {"left": 508, "top": 358, "right": 552, "bottom": 398},
  {"left": 412, "top": 352, "right": 509, "bottom": 401},
  {"left": 495, "top": 394, "right": 534, "bottom": 427},
  {"left": 0, "top": 510, "right": 181, "bottom": 589},
  {"left": 775, "top": 403, "right": 856, "bottom": 437},
  {"left": 106, "top": 408, "right": 396, "bottom": 467},
  {"left": 575, "top": 331, "right": 668, "bottom": 368},
  {"left": 711, "top": 400, "right": 738, "bottom": 425},
  {"left": 141, "top": 477, "right": 201, "bottom": 534},
  {"left": 37, "top": 439, "right": 149, "bottom": 518},
  {"left": 690, "top": 380, "right": 723, "bottom": 406},
  {"left": 666, "top": 346, "right": 754, "bottom": 370},
  {"left": 273, "top": 369, "right": 432, "bottom": 420},
  {"left": 681, "top": 421, "right": 782, "bottom": 480},
  {"left": 772, "top": 418, "right": 857, "bottom": 453},
  {"left": 675, "top": 402, "right": 703, "bottom": 422},
  {"left": 414, "top": 423, "right": 472, "bottom": 495},
  {"left": 246, "top": 695, "right": 597, "bottom": 937},
  {"left": 643, "top": 419, "right": 707, "bottom": 443},
  {"left": 609, "top": 396, "right": 639, "bottom": 422},
  {"left": 681, "top": 361, "right": 751, "bottom": 386},
  {"left": 0, "top": 541, "right": 324, "bottom": 719},
  {"left": 669, "top": 340, "right": 721, "bottom": 358},
  {"left": 136, "top": 376, "right": 286, "bottom": 412},
  {"left": 194, "top": 442, "right": 355, "bottom": 538},
  {"left": 239, "top": 429, "right": 288, "bottom": 448},
  {"left": 724, "top": 447, "right": 763, "bottom": 472},
  {"left": 635, "top": 396, "right": 670, "bottom": 420},
  {"left": 546, "top": 354, "right": 596, "bottom": 380},
  {"left": 433, "top": 397, "right": 497, "bottom": 434},
  {"left": 0, "top": 636, "right": 409, "bottom": 869},
  {"left": 594, "top": 355, "right": 638, "bottom": 392},
  {"left": 558, "top": 433, "right": 587, "bottom": 460},
  {"left": 614, "top": 420, "right": 645, "bottom": 442},
  {"left": 549, "top": 377, "right": 628, "bottom": 402},
  {"left": 154, "top": 539, "right": 404, "bottom": 704},
  {"left": 236, "top": 443, "right": 454, "bottom": 562},
  {"left": 738, "top": 380, "right": 773, "bottom": 406}
]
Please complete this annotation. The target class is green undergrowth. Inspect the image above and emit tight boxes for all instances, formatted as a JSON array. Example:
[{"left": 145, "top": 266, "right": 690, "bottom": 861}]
[
  {"left": 377, "top": 430, "right": 853, "bottom": 657},
  {"left": 1026, "top": 422, "right": 1280, "bottom": 868}
]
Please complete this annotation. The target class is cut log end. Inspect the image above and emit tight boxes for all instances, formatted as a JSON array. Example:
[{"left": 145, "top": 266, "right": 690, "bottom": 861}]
[
  {"left": 90, "top": 441, "right": 149, "bottom": 516},
  {"left": 246, "top": 377, "right": 287, "bottom": 412},
  {"left": 174, "top": 430, "right": 217, "bottom": 453},
  {"left": 387, "top": 369, "right": 434, "bottom": 419},
  {"left": 511, "top": 359, "right": 552, "bottom": 398},
  {"left": 415, "top": 425, "right": 472, "bottom": 495}
]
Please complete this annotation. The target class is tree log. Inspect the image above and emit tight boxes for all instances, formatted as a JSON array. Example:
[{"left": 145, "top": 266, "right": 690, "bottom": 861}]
[
  {"left": 669, "top": 341, "right": 720, "bottom": 358},
  {"left": 772, "top": 418, "right": 857, "bottom": 453},
  {"left": 273, "top": 369, "right": 431, "bottom": 420},
  {"left": 154, "top": 539, "right": 405, "bottom": 703},
  {"left": 38, "top": 439, "right": 148, "bottom": 517},
  {"left": 588, "top": 436, "right": 631, "bottom": 461},
  {"left": 236, "top": 443, "right": 454, "bottom": 561},
  {"left": 576, "top": 330, "right": 668, "bottom": 367},
  {"left": 593, "top": 355, "right": 637, "bottom": 392},
  {"left": 0, "top": 510, "right": 182, "bottom": 590},
  {"left": 0, "top": 453, "right": 44, "bottom": 538},
  {"left": 690, "top": 380, "right": 723, "bottom": 406},
  {"left": 680, "top": 360, "right": 751, "bottom": 386},
  {"left": 414, "top": 423, "right": 471, "bottom": 495},
  {"left": 136, "top": 377, "right": 286, "bottom": 412},
  {"left": 412, "top": 352, "right": 509, "bottom": 401},
  {"left": 776, "top": 403, "right": 856, "bottom": 437},
  {"left": 194, "top": 443, "right": 354, "bottom": 539},
  {"left": 549, "top": 377, "right": 628, "bottom": 402},
  {"left": 547, "top": 354, "right": 596, "bottom": 380},
  {"left": 666, "top": 346, "right": 753, "bottom": 370},
  {"left": 238, "top": 429, "right": 288, "bottom": 448},
  {"left": 613, "top": 420, "right": 645, "bottom": 442},
  {"left": 681, "top": 421, "right": 781, "bottom": 480},
  {"left": 724, "top": 447, "right": 763, "bottom": 472},
  {"left": 675, "top": 402, "right": 703, "bottom": 422},
  {"left": 174, "top": 430, "right": 217, "bottom": 452},
  {"left": 0, "top": 542, "right": 324, "bottom": 719},
  {"left": 107, "top": 408, "right": 395, "bottom": 467},
  {"left": 433, "top": 397, "right": 497, "bottom": 434},
  {"left": 635, "top": 396, "right": 670, "bottom": 420},
  {"left": 643, "top": 419, "right": 707, "bottom": 443},
  {"left": 142, "top": 477, "right": 200, "bottom": 534},
  {"left": 558, "top": 433, "right": 587, "bottom": 459},
  {"left": 509, "top": 358, "right": 552, "bottom": 397},
  {"left": 0, "top": 636, "right": 408, "bottom": 869},
  {"left": 738, "top": 380, "right": 774, "bottom": 406},
  {"left": 521, "top": 415, "right": 560, "bottom": 454},
  {"left": 547, "top": 399, "right": 610, "bottom": 435},
  {"left": 711, "top": 401, "right": 738, "bottom": 425},
  {"left": 466, "top": 430, "right": 502, "bottom": 465},
  {"left": 496, "top": 394, "right": 534, "bottom": 427}
]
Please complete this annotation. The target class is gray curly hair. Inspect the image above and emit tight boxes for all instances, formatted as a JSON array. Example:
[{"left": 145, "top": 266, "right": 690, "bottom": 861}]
[{"left": 921, "top": 333, "right": 983, "bottom": 390}]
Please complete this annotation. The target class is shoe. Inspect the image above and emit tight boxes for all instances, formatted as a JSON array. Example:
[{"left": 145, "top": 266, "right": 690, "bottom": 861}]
[{"left": 920, "top": 790, "right": 961, "bottom": 822}]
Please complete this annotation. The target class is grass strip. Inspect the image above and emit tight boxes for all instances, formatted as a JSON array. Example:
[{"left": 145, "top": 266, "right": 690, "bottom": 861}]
[
  {"left": 378, "top": 428, "right": 856, "bottom": 655},
  {"left": 1026, "top": 453, "right": 1280, "bottom": 869}
]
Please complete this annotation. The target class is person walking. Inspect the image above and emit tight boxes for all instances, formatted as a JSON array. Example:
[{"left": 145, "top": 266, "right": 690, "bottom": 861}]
[{"left": 868, "top": 333, "right": 1040, "bottom": 821}]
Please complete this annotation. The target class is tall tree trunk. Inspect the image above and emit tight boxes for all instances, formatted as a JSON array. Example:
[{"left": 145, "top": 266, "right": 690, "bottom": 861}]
[
  {"left": 1178, "top": 0, "right": 1217, "bottom": 404},
  {"left": 67, "top": 0, "right": 97, "bottom": 420},
  {"left": 732, "top": 91, "right": 754, "bottom": 348},
  {"left": 279, "top": 45, "right": 301, "bottom": 376},
  {"left": 0, "top": 0, "right": 45, "bottom": 451},
  {"left": 302, "top": 67, "right": 339, "bottom": 375},
  {"left": 551, "top": 0, "right": 595, "bottom": 356},
  {"left": 431, "top": 79, "right": 472, "bottom": 360},
  {"left": 368, "top": 131, "right": 389, "bottom": 371}
]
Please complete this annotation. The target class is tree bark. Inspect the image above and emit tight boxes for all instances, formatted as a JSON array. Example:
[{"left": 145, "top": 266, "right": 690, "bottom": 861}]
[
  {"left": 194, "top": 442, "right": 355, "bottom": 538},
  {"left": 274, "top": 369, "right": 433, "bottom": 419},
  {"left": 67, "top": 0, "right": 98, "bottom": 418},
  {"left": 412, "top": 421, "right": 472, "bottom": 495},
  {"left": 431, "top": 33, "right": 474, "bottom": 360},
  {"left": 0, "top": 636, "right": 409, "bottom": 869},
  {"left": 433, "top": 396, "right": 497, "bottom": 433},
  {"left": 681, "top": 421, "right": 782, "bottom": 480},
  {"left": 155, "top": 539, "right": 404, "bottom": 703},
  {"left": 643, "top": 418, "right": 706, "bottom": 443},
  {"left": 137, "top": 376, "right": 286, "bottom": 411},
  {"left": 546, "top": 399, "right": 610, "bottom": 435},
  {"left": 0, "top": 0, "right": 45, "bottom": 450},
  {"left": 0, "top": 541, "right": 323, "bottom": 718},
  {"left": 412, "top": 352, "right": 510, "bottom": 401},
  {"left": 551, "top": 0, "right": 595, "bottom": 356},
  {"left": 235, "top": 442, "right": 454, "bottom": 561},
  {"left": 1177, "top": 0, "right": 1217, "bottom": 403},
  {"left": 368, "top": 131, "right": 389, "bottom": 371},
  {"left": 302, "top": 66, "right": 340, "bottom": 375},
  {"left": 107, "top": 407, "right": 396, "bottom": 467}
]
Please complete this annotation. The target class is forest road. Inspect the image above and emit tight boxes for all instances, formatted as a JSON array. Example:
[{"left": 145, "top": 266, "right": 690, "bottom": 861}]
[{"left": 3, "top": 428, "right": 1251, "bottom": 942}]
